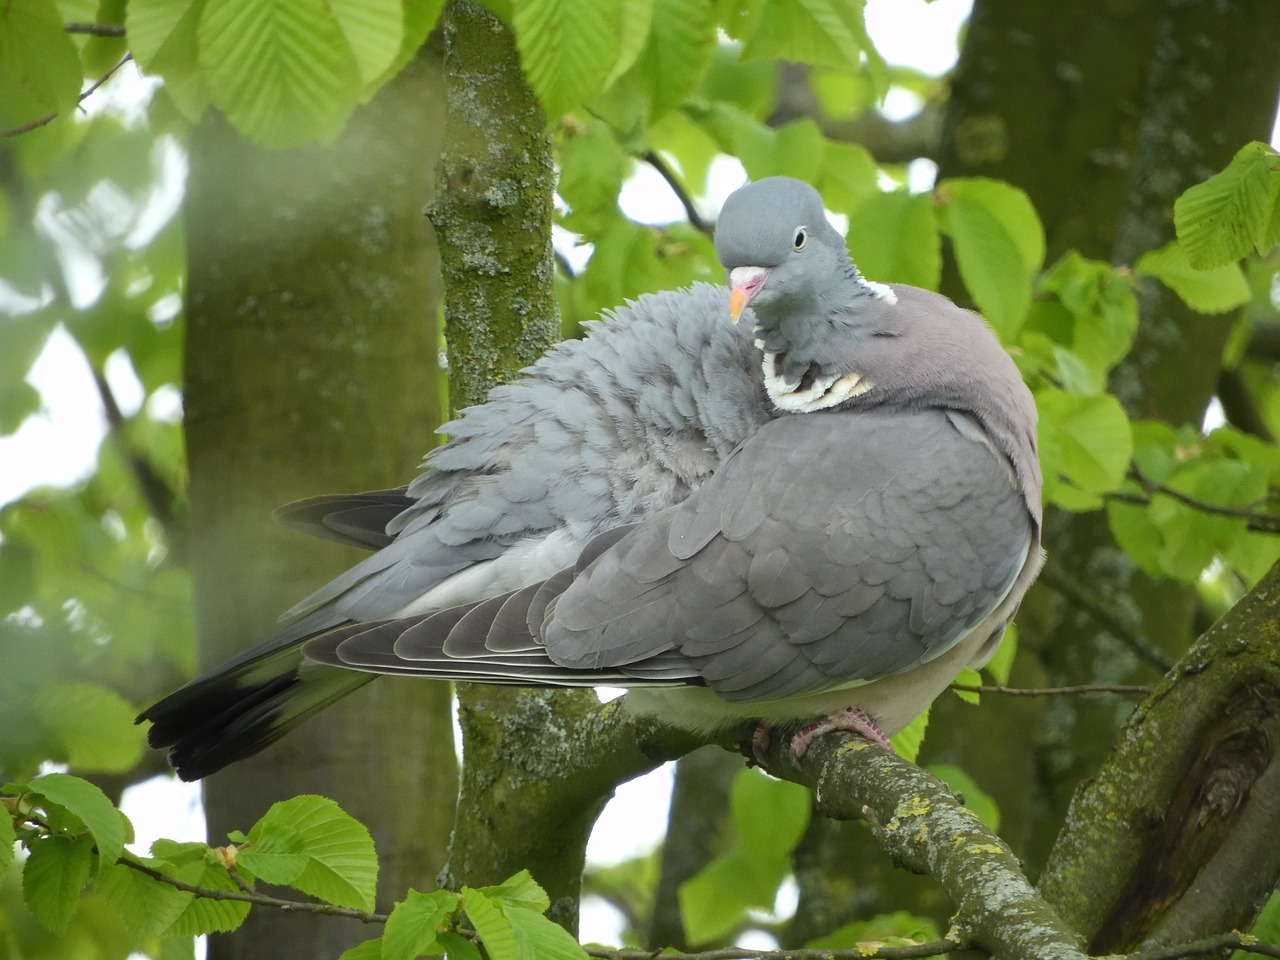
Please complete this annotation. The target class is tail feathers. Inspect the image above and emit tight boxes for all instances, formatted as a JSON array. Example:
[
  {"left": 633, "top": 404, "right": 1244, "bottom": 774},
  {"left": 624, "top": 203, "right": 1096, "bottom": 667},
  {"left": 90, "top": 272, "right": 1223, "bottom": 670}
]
[
  {"left": 138, "top": 649, "right": 373, "bottom": 781},
  {"left": 302, "top": 581, "right": 703, "bottom": 688}
]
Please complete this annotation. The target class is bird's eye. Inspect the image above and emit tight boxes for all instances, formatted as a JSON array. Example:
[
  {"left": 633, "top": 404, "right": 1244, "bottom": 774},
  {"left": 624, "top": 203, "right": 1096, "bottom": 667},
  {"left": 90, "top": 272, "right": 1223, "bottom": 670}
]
[{"left": 793, "top": 227, "right": 808, "bottom": 251}]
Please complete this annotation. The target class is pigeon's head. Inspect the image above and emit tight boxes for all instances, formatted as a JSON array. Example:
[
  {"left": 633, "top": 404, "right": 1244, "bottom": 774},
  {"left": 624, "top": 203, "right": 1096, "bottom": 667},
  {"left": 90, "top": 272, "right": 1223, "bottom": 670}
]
[{"left": 714, "top": 177, "right": 853, "bottom": 326}]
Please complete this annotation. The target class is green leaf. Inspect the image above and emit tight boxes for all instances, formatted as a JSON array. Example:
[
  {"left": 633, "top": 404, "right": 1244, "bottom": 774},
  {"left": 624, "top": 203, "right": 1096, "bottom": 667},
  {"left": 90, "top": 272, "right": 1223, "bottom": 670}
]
[
  {"left": 731, "top": 768, "right": 809, "bottom": 860},
  {"left": 329, "top": 0, "right": 403, "bottom": 85},
  {"left": 927, "top": 763, "right": 1001, "bottom": 831},
  {"left": 0, "top": 0, "right": 83, "bottom": 129},
  {"left": 244, "top": 794, "right": 378, "bottom": 911},
  {"left": 951, "top": 667, "right": 981, "bottom": 704},
  {"left": 157, "top": 857, "right": 252, "bottom": 936},
  {"left": 558, "top": 123, "right": 629, "bottom": 232},
  {"left": 679, "top": 850, "right": 773, "bottom": 944},
  {"left": 1036, "top": 389, "right": 1133, "bottom": 510},
  {"left": 462, "top": 888, "right": 518, "bottom": 960},
  {"left": 1149, "top": 459, "right": 1269, "bottom": 582},
  {"left": 679, "top": 768, "right": 808, "bottom": 945},
  {"left": 0, "top": 805, "right": 15, "bottom": 873},
  {"left": 604, "top": 0, "right": 654, "bottom": 87},
  {"left": 437, "top": 931, "right": 484, "bottom": 960},
  {"left": 685, "top": 101, "right": 828, "bottom": 183},
  {"left": 475, "top": 869, "right": 550, "bottom": 913},
  {"left": 1027, "top": 251, "right": 1139, "bottom": 385},
  {"left": 1174, "top": 141, "right": 1280, "bottom": 268},
  {"left": 805, "top": 911, "right": 940, "bottom": 950},
  {"left": 1107, "top": 498, "right": 1163, "bottom": 579},
  {"left": 815, "top": 141, "right": 880, "bottom": 215},
  {"left": 945, "top": 178, "right": 1045, "bottom": 272},
  {"left": 368, "top": 0, "right": 446, "bottom": 92},
  {"left": 126, "top": 0, "right": 211, "bottom": 120},
  {"left": 0, "top": 381, "right": 39, "bottom": 435},
  {"left": 199, "top": 0, "right": 361, "bottom": 147},
  {"left": 383, "top": 889, "right": 459, "bottom": 960},
  {"left": 632, "top": 0, "right": 715, "bottom": 120},
  {"left": 1134, "top": 240, "right": 1251, "bottom": 314},
  {"left": 889, "top": 706, "right": 928, "bottom": 762},
  {"left": 514, "top": 0, "right": 619, "bottom": 120},
  {"left": 27, "top": 773, "right": 126, "bottom": 867},
  {"left": 503, "top": 904, "right": 590, "bottom": 960},
  {"left": 846, "top": 190, "right": 940, "bottom": 289},
  {"left": 740, "top": 0, "right": 886, "bottom": 91},
  {"left": 232, "top": 830, "right": 309, "bottom": 886},
  {"left": 338, "top": 938, "right": 384, "bottom": 960},
  {"left": 22, "top": 834, "right": 94, "bottom": 932},
  {"left": 937, "top": 178, "right": 1044, "bottom": 339},
  {"left": 984, "top": 623, "right": 1018, "bottom": 686},
  {"left": 33, "top": 683, "right": 147, "bottom": 774},
  {"left": 94, "top": 859, "right": 195, "bottom": 939}
]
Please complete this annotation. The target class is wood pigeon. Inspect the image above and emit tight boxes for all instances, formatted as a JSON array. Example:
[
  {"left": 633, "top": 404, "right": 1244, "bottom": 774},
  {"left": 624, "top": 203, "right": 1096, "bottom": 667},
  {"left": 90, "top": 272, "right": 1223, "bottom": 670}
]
[{"left": 140, "top": 176, "right": 1043, "bottom": 780}]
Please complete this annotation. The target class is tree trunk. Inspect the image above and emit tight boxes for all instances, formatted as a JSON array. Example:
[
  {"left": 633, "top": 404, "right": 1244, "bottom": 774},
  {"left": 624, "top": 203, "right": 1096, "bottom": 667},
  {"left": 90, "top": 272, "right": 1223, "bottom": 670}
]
[
  {"left": 1040, "top": 558, "right": 1280, "bottom": 952},
  {"left": 184, "top": 43, "right": 456, "bottom": 959}
]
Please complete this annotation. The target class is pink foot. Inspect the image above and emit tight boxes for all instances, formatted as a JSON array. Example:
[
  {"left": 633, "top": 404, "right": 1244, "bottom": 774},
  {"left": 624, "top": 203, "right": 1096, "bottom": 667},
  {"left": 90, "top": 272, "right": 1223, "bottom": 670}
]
[{"left": 790, "top": 707, "right": 893, "bottom": 763}]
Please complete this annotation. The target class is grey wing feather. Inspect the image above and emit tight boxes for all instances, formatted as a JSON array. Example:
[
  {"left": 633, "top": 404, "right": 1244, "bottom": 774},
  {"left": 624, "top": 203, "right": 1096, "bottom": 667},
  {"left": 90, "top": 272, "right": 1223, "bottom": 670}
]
[{"left": 542, "top": 407, "right": 1033, "bottom": 702}]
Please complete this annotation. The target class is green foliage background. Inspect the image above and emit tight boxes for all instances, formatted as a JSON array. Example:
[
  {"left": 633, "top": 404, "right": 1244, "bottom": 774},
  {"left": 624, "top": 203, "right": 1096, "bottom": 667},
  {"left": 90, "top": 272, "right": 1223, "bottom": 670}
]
[{"left": 2, "top": 0, "right": 1280, "bottom": 956}]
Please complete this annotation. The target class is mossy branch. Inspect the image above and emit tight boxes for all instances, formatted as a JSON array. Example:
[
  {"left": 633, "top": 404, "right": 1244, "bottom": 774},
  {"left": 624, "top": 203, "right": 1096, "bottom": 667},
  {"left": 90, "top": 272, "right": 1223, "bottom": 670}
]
[{"left": 753, "top": 732, "right": 1089, "bottom": 960}]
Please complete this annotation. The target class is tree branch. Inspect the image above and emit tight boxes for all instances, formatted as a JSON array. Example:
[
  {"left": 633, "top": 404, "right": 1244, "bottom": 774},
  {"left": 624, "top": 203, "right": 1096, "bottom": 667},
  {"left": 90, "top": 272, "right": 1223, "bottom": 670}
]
[
  {"left": 641, "top": 151, "right": 715, "bottom": 235},
  {"left": 1126, "top": 931, "right": 1280, "bottom": 960},
  {"left": 116, "top": 855, "right": 390, "bottom": 924},
  {"left": 1121, "top": 468, "right": 1280, "bottom": 534},
  {"left": 65, "top": 22, "right": 126, "bottom": 37},
  {"left": 752, "top": 733, "right": 1089, "bottom": 960},
  {"left": 767, "top": 62, "right": 944, "bottom": 164},
  {"left": 1040, "top": 558, "right": 1280, "bottom": 952},
  {"left": 1, "top": 53, "right": 133, "bottom": 138},
  {"left": 584, "top": 941, "right": 963, "bottom": 959},
  {"left": 90, "top": 366, "right": 186, "bottom": 555}
]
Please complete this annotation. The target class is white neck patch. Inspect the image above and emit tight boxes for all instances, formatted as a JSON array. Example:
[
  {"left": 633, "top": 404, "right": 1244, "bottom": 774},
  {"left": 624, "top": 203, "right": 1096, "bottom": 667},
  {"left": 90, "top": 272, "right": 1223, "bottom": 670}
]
[
  {"left": 762, "top": 352, "right": 874, "bottom": 412},
  {"left": 860, "top": 279, "right": 897, "bottom": 303}
]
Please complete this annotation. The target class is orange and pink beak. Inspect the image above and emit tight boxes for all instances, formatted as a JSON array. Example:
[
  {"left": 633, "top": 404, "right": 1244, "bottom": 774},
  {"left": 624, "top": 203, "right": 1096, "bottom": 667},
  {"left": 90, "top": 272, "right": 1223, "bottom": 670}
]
[{"left": 728, "top": 266, "right": 771, "bottom": 323}]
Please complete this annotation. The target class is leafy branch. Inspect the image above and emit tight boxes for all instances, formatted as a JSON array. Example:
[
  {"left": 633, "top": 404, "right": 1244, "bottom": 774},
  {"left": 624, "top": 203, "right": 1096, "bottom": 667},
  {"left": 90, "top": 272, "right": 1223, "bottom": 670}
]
[
  {"left": 1113, "top": 467, "right": 1280, "bottom": 534},
  {"left": 115, "top": 854, "right": 390, "bottom": 924}
]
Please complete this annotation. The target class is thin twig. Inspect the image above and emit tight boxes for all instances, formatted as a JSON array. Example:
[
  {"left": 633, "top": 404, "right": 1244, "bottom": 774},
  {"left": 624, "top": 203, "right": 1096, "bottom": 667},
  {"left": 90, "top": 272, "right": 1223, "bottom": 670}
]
[
  {"left": 116, "top": 855, "right": 390, "bottom": 924},
  {"left": 952, "top": 682, "right": 1153, "bottom": 698},
  {"left": 1, "top": 52, "right": 133, "bottom": 138},
  {"left": 90, "top": 366, "right": 185, "bottom": 546},
  {"left": 65, "top": 22, "right": 126, "bottom": 37},
  {"left": 642, "top": 151, "right": 714, "bottom": 236},
  {"left": 583, "top": 941, "right": 964, "bottom": 960},
  {"left": 1125, "top": 931, "right": 1280, "bottom": 959},
  {"left": 1121, "top": 467, "right": 1280, "bottom": 534},
  {"left": 1038, "top": 560, "right": 1175, "bottom": 672}
]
